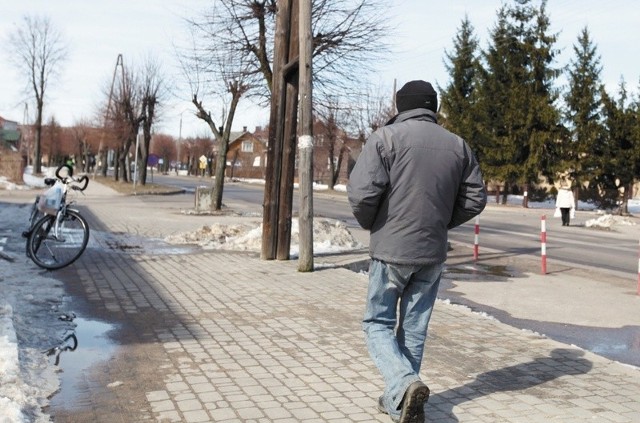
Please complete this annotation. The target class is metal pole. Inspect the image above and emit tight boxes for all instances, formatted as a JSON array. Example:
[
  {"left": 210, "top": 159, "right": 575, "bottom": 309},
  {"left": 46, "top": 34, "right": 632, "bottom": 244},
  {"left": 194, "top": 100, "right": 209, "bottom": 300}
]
[
  {"left": 541, "top": 215, "right": 547, "bottom": 275},
  {"left": 178, "top": 113, "right": 183, "bottom": 174},
  {"left": 133, "top": 131, "right": 140, "bottom": 194}
]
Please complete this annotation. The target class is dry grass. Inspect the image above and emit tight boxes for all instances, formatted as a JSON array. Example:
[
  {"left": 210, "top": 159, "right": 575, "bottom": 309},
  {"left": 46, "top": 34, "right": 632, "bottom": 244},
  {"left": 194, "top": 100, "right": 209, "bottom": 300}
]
[{"left": 93, "top": 175, "right": 182, "bottom": 195}]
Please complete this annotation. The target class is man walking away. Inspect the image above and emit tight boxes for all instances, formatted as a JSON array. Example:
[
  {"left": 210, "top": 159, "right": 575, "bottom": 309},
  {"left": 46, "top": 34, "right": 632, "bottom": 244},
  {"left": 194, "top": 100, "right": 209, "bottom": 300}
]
[{"left": 347, "top": 80, "right": 487, "bottom": 422}]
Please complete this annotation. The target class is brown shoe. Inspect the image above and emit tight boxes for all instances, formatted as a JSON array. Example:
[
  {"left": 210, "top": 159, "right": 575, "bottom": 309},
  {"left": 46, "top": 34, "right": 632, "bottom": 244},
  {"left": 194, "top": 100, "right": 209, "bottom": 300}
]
[{"left": 398, "top": 381, "right": 430, "bottom": 423}]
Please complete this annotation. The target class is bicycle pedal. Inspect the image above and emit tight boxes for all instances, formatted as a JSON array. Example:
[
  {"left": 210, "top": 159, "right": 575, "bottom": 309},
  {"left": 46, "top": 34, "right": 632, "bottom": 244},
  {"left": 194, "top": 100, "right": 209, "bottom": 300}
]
[{"left": 22, "top": 231, "right": 30, "bottom": 238}]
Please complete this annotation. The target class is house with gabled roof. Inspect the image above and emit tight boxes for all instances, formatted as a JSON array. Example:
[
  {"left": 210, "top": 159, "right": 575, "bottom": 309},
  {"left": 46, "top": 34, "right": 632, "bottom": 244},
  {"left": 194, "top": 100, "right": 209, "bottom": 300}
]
[{"left": 223, "top": 126, "right": 268, "bottom": 179}]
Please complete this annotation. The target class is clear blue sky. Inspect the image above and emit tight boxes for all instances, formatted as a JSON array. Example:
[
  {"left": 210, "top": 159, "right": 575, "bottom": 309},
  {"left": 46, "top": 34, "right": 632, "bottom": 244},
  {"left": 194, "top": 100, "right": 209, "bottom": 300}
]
[{"left": 1, "top": 0, "right": 638, "bottom": 138}]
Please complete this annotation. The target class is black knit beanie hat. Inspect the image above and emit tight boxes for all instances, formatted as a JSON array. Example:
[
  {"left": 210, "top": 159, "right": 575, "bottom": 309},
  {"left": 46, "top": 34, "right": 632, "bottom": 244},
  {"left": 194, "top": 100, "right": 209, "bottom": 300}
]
[{"left": 396, "top": 80, "right": 438, "bottom": 113}]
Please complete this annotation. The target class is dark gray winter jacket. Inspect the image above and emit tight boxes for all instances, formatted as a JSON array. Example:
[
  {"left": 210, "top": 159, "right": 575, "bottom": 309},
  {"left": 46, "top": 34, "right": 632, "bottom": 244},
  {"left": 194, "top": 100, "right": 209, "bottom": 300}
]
[{"left": 347, "top": 108, "right": 487, "bottom": 265}]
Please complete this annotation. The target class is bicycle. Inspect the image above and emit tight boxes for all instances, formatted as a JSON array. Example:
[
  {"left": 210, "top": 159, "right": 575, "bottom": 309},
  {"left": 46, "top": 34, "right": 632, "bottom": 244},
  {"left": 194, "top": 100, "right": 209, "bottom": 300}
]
[
  {"left": 22, "top": 178, "right": 57, "bottom": 256},
  {"left": 26, "top": 164, "right": 90, "bottom": 270}
]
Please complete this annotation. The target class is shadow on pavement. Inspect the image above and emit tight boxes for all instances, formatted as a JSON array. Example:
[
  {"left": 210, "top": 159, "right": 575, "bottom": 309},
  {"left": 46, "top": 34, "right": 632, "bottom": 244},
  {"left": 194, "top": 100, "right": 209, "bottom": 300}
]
[{"left": 429, "top": 348, "right": 593, "bottom": 422}]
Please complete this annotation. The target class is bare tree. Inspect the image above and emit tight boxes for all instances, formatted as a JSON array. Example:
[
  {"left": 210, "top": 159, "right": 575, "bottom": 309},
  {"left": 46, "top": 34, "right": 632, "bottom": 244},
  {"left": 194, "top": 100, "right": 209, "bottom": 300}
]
[
  {"left": 180, "top": 13, "right": 252, "bottom": 210},
  {"left": 7, "top": 15, "right": 67, "bottom": 174},
  {"left": 70, "top": 119, "right": 93, "bottom": 173},
  {"left": 356, "top": 85, "right": 396, "bottom": 138},
  {"left": 188, "top": 0, "right": 390, "bottom": 101},
  {"left": 180, "top": 0, "right": 390, "bottom": 209},
  {"left": 110, "top": 65, "right": 143, "bottom": 182},
  {"left": 42, "top": 116, "right": 62, "bottom": 167},
  {"left": 138, "top": 56, "right": 167, "bottom": 185},
  {"left": 98, "top": 56, "right": 166, "bottom": 184},
  {"left": 150, "top": 134, "right": 176, "bottom": 173},
  {"left": 315, "top": 100, "right": 350, "bottom": 190}
]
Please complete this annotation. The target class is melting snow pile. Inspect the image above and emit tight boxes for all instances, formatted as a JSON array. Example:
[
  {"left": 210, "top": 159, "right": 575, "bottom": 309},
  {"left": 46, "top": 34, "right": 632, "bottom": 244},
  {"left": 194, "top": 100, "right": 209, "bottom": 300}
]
[
  {"left": 165, "top": 218, "right": 362, "bottom": 257},
  {"left": 0, "top": 303, "right": 23, "bottom": 422},
  {"left": 585, "top": 214, "right": 636, "bottom": 230}
]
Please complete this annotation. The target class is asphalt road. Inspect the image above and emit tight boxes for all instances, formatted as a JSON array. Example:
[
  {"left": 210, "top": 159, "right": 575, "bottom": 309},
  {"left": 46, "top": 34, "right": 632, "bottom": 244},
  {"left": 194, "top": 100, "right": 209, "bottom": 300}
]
[{"left": 155, "top": 173, "right": 640, "bottom": 278}]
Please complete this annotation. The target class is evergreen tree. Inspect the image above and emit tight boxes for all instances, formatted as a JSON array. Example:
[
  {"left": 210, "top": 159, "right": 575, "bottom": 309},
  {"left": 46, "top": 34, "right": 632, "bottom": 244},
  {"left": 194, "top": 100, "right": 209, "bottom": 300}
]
[
  {"left": 522, "top": 1, "right": 563, "bottom": 192},
  {"left": 475, "top": 0, "right": 561, "bottom": 205},
  {"left": 474, "top": 8, "right": 513, "bottom": 201},
  {"left": 563, "top": 27, "right": 604, "bottom": 203},
  {"left": 439, "top": 16, "right": 481, "bottom": 153},
  {"left": 599, "top": 81, "right": 637, "bottom": 212},
  {"left": 633, "top": 82, "right": 640, "bottom": 198}
]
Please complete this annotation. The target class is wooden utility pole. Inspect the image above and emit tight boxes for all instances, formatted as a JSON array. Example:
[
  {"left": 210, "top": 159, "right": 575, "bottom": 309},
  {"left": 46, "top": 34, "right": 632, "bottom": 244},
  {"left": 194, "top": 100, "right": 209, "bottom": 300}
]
[
  {"left": 262, "top": 0, "right": 291, "bottom": 260},
  {"left": 276, "top": 0, "right": 300, "bottom": 261},
  {"left": 297, "top": 0, "right": 313, "bottom": 271},
  {"left": 262, "top": 0, "right": 301, "bottom": 261}
]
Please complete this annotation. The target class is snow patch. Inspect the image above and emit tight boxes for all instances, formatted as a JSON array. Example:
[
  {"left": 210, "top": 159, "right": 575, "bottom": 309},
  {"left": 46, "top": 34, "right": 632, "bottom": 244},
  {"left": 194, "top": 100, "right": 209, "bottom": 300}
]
[
  {"left": 0, "top": 303, "right": 25, "bottom": 423},
  {"left": 585, "top": 214, "right": 636, "bottom": 230},
  {"left": 437, "top": 298, "right": 496, "bottom": 320},
  {"left": 165, "top": 217, "right": 362, "bottom": 257},
  {"left": 0, "top": 198, "right": 76, "bottom": 423}
]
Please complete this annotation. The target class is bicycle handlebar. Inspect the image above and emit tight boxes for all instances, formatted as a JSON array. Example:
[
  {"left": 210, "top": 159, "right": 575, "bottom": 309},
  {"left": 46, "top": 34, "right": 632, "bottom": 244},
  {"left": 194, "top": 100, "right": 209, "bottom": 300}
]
[
  {"left": 55, "top": 164, "right": 73, "bottom": 180},
  {"left": 54, "top": 164, "right": 89, "bottom": 192},
  {"left": 71, "top": 175, "right": 89, "bottom": 192}
]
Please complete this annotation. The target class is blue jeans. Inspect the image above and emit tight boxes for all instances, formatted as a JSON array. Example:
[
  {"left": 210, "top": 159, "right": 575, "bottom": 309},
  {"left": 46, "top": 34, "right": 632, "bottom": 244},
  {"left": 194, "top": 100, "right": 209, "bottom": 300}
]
[{"left": 363, "top": 259, "right": 444, "bottom": 419}]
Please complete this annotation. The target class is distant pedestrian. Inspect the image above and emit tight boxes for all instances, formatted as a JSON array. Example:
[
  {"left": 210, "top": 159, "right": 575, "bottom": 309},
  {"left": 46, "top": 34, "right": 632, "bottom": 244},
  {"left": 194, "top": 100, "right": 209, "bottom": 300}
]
[
  {"left": 555, "top": 185, "right": 575, "bottom": 226},
  {"left": 347, "top": 80, "right": 487, "bottom": 423},
  {"left": 64, "top": 156, "right": 75, "bottom": 176}
]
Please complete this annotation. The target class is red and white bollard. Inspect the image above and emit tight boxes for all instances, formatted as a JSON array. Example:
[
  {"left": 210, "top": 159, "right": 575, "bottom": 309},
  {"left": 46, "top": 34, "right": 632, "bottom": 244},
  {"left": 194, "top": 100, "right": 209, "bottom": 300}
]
[
  {"left": 473, "top": 216, "right": 480, "bottom": 261},
  {"left": 541, "top": 215, "right": 547, "bottom": 275}
]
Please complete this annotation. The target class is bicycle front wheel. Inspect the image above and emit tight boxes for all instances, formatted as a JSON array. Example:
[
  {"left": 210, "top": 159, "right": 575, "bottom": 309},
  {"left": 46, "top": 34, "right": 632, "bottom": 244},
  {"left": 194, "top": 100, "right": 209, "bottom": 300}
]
[{"left": 28, "top": 209, "right": 90, "bottom": 270}]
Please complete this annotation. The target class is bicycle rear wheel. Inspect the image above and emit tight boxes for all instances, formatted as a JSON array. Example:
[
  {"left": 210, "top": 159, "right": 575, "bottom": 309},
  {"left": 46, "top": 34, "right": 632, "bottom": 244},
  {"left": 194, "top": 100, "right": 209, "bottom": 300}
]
[{"left": 28, "top": 209, "right": 90, "bottom": 270}]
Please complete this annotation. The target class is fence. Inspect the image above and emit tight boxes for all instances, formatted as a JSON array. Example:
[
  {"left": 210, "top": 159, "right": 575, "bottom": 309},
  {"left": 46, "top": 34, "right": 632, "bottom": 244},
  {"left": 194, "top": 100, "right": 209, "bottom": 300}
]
[{"left": 0, "top": 150, "right": 26, "bottom": 184}]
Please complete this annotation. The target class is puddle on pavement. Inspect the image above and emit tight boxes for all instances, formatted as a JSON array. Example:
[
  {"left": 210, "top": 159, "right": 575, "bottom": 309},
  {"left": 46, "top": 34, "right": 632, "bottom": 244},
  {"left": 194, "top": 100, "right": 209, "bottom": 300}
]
[
  {"left": 343, "top": 261, "right": 517, "bottom": 281},
  {"left": 49, "top": 317, "right": 118, "bottom": 409},
  {"left": 90, "top": 230, "right": 197, "bottom": 255},
  {"left": 437, "top": 285, "right": 640, "bottom": 368},
  {"left": 445, "top": 263, "right": 514, "bottom": 280},
  {"left": 562, "top": 324, "right": 640, "bottom": 367}
]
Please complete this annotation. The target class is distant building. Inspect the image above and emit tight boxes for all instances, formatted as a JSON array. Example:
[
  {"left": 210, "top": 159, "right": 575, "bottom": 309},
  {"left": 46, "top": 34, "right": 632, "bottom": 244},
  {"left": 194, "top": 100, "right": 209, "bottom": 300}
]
[
  {"left": 223, "top": 126, "right": 268, "bottom": 179},
  {"left": 221, "top": 124, "right": 363, "bottom": 185},
  {"left": 0, "top": 116, "right": 21, "bottom": 151}
]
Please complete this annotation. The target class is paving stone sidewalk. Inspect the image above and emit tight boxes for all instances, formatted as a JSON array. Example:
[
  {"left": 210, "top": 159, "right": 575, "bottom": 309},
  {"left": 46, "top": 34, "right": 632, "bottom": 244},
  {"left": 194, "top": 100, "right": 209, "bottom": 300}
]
[{"left": 15, "top": 181, "right": 640, "bottom": 422}]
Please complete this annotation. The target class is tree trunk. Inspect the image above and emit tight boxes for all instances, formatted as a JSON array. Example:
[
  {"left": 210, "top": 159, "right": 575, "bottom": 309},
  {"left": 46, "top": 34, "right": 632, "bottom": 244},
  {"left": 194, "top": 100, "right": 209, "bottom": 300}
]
[
  {"left": 522, "top": 183, "right": 529, "bottom": 208},
  {"left": 139, "top": 132, "right": 149, "bottom": 185},
  {"left": 331, "top": 145, "right": 347, "bottom": 188},
  {"left": 328, "top": 139, "right": 336, "bottom": 190},
  {"left": 501, "top": 181, "right": 509, "bottom": 205},
  {"left": 113, "top": 149, "right": 121, "bottom": 182},
  {"left": 34, "top": 102, "right": 43, "bottom": 174}
]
